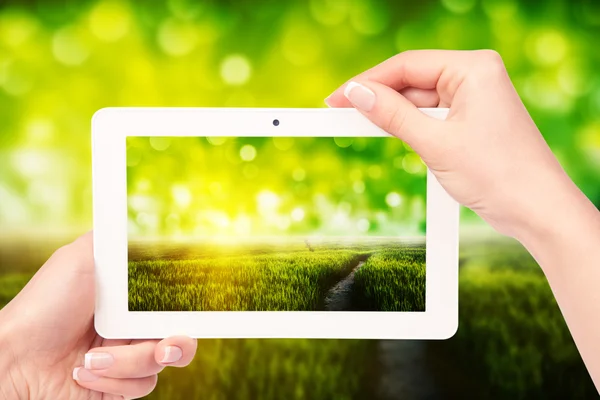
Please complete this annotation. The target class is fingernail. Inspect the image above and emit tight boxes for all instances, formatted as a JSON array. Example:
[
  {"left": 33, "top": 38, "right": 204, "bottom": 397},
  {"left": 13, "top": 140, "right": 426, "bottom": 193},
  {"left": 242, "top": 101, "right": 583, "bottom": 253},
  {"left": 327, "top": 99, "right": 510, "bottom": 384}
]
[
  {"left": 73, "top": 367, "right": 100, "bottom": 382},
  {"left": 84, "top": 352, "right": 114, "bottom": 370},
  {"left": 324, "top": 95, "right": 333, "bottom": 107},
  {"left": 161, "top": 345, "right": 183, "bottom": 364},
  {"left": 343, "top": 81, "right": 376, "bottom": 112}
]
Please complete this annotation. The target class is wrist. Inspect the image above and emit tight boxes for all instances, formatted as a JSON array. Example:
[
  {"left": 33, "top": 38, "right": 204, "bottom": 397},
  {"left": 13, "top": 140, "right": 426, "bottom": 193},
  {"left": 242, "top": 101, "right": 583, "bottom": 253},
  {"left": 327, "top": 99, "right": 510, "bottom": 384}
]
[
  {"left": 0, "top": 312, "right": 30, "bottom": 400},
  {"left": 512, "top": 172, "right": 600, "bottom": 272}
]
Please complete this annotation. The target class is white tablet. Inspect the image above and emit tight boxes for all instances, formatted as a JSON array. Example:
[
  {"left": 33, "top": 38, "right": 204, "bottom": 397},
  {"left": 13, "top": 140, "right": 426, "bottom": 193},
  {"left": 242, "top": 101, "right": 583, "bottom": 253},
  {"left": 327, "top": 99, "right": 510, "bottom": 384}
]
[{"left": 92, "top": 107, "right": 458, "bottom": 339}]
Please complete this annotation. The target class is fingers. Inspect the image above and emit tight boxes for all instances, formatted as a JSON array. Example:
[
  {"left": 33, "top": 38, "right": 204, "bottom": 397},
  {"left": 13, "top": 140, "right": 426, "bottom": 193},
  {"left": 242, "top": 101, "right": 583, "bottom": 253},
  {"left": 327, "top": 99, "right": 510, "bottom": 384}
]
[
  {"left": 155, "top": 335, "right": 198, "bottom": 368},
  {"left": 341, "top": 80, "right": 442, "bottom": 154},
  {"left": 73, "top": 368, "right": 157, "bottom": 399},
  {"left": 327, "top": 87, "right": 440, "bottom": 108},
  {"left": 84, "top": 340, "right": 162, "bottom": 379},
  {"left": 326, "top": 49, "right": 505, "bottom": 108},
  {"left": 326, "top": 50, "right": 463, "bottom": 107},
  {"left": 73, "top": 336, "right": 197, "bottom": 398}
]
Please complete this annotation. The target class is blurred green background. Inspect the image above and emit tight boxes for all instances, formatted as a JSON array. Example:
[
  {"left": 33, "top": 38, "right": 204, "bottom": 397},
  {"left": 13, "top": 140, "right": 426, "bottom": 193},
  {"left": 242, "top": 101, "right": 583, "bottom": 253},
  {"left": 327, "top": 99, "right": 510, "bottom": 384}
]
[
  {"left": 127, "top": 136, "right": 426, "bottom": 239},
  {"left": 1, "top": 0, "right": 599, "bottom": 399}
]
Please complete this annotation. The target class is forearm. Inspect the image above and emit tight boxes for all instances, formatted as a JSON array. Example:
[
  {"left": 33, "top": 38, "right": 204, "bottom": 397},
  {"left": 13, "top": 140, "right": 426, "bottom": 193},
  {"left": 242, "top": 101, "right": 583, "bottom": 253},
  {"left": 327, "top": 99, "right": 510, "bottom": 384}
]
[{"left": 515, "top": 175, "right": 600, "bottom": 391}]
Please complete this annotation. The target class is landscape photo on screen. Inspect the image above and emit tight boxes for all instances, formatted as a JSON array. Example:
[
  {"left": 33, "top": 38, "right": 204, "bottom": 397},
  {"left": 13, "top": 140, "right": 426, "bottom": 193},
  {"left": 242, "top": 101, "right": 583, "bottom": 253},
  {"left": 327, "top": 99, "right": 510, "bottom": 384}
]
[{"left": 127, "top": 136, "right": 427, "bottom": 312}]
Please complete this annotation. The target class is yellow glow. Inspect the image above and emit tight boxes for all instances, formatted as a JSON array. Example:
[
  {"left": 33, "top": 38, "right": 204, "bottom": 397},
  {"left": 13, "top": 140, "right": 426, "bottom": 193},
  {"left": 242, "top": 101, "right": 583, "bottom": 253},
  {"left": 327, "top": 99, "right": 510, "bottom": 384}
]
[
  {"left": 171, "top": 185, "right": 191, "bottom": 208},
  {"left": 291, "top": 207, "right": 305, "bottom": 221},
  {"left": 233, "top": 215, "right": 252, "bottom": 235},
  {"left": 257, "top": 191, "right": 280, "bottom": 213}
]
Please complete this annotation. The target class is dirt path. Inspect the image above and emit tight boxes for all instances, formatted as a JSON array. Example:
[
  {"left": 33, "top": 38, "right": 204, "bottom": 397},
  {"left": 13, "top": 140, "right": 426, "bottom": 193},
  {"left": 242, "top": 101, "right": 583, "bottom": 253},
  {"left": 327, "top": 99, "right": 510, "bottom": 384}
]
[
  {"left": 323, "top": 260, "right": 365, "bottom": 311},
  {"left": 377, "top": 340, "right": 443, "bottom": 400}
]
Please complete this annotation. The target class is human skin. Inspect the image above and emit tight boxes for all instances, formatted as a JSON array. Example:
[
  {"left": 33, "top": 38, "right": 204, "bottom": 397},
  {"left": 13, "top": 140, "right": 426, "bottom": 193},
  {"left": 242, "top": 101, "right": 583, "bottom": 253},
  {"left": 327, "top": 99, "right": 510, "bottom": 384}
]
[
  {"left": 325, "top": 49, "right": 600, "bottom": 392},
  {"left": 0, "top": 232, "right": 198, "bottom": 399}
]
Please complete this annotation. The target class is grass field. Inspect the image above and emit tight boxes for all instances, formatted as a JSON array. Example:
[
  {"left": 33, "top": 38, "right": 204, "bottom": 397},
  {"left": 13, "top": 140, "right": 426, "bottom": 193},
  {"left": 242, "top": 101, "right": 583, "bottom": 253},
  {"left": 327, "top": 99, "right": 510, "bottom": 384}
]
[
  {"left": 353, "top": 248, "right": 425, "bottom": 311},
  {"left": 0, "top": 236, "right": 597, "bottom": 399},
  {"left": 128, "top": 237, "right": 426, "bottom": 312}
]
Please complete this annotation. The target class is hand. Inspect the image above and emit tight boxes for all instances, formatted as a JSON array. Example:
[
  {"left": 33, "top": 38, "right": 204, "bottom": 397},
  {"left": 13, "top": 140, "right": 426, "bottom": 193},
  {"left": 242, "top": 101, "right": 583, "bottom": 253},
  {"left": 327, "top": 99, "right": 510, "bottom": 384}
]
[
  {"left": 326, "top": 49, "right": 600, "bottom": 392},
  {"left": 0, "top": 232, "right": 198, "bottom": 400},
  {"left": 325, "top": 49, "right": 573, "bottom": 240}
]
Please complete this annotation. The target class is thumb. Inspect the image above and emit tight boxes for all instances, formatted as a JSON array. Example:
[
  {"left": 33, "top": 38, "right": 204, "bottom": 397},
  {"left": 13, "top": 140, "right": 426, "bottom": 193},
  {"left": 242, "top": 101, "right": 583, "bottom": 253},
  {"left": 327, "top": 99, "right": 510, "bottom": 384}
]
[{"left": 342, "top": 80, "right": 441, "bottom": 155}]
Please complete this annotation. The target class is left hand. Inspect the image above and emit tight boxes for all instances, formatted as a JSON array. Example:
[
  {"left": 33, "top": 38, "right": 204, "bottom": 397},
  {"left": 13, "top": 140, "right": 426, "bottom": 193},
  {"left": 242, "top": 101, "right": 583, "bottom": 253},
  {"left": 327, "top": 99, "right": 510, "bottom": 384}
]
[{"left": 0, "top": 232, "right": 198, "bottom": 399}]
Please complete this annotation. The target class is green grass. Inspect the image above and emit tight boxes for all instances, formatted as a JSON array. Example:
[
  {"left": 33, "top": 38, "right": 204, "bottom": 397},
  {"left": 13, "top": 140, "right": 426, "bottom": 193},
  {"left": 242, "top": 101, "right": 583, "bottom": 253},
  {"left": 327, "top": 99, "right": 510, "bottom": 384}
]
[
  {"left": 353, "top": 248, "right": 426, "bottom": 311},
  {"left": 441, "top": 239, "right": 598, "bottom": 399},
  {"left": 128, "top": 238, "right": 425, "bottom": 312},
  {"left": 146, "top": 338, "right": 379, "bottom": 400},
  {"left": 129, "top": 249, "right": 365, "bottom": 311},
  {"left": 2, "top": 237, "right": 596, "bottom": 399}
]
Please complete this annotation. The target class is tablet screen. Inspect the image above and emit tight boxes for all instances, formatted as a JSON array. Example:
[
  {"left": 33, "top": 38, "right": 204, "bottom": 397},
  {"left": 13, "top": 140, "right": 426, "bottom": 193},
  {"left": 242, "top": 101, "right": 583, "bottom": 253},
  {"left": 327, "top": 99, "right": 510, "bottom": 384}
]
[{"left": 126, "top": 136, "right": 426, "bottom": 312}]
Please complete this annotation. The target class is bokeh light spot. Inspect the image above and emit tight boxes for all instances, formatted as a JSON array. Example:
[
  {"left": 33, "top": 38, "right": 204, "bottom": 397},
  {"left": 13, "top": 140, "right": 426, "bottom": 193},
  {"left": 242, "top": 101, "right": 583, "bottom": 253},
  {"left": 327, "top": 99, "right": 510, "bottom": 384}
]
[
  {"left": 357, "top": 218, "right": 370, "bottom": 233},
  {"left": 171, "top": 185, "right": 191, "bottom": 208},
  {"left": 353, "top": 181, "right": 365, "bottom": 194},
  {"left": 240, "top": 144, "right": 257, "bottom": 161},
  {"left": 220, "top": 54, "right": 252, "bottom": 85},
  {"left": 441, "top": 0, "right": 477, "bottom": 14},
  {"left": 385, "top": 192, "right": 402, "bottom": 207},
  {"left": 292, "top": 168, "right": 306, "bottom": 181},
  {"left": 527, "top": 30, "right": 568, "bottom": 66},
  {"left": 577, "top": 123, "right": 600, "bottom": 168},
  {"left": 52, "top": 27, "right": 90, "bottom": 66},
  {"left": 402, "top": 153, "right": 426, "bottom": 174},
  {"left": 25, "top": 118, "right": 55, "bottom": 145},
  {"left": 334, "top": 137, "right": 354, "bottom": 148},
  {"left": 557, "top": 62, "right": 588, "bottom": 97},
  {"left": 149, "top": 137, "right": 171, "bottom": 151},
  {"left": 158, "top": 19, "right": 198, "bottom": 56},
  {"left": 0, "top": 11, "right": 39, "bottom": 48},
  {"left": 291, "top": 207, "right": 305, "bottom": 221},
  {"left": 89, "top": 1, "right": 130, "bottom": 42},
  {"left": 257, "top": 191, "right": 280, "bottom": 213},
  {"left": 206, "top": 137, "right": 228, "bottom": 145}
]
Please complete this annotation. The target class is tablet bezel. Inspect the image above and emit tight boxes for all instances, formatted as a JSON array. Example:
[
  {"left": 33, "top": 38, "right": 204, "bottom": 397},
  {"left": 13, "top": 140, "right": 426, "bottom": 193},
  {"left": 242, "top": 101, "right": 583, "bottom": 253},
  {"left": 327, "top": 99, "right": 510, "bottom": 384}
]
[{"left": 92, "top": 107, "right": 458, "bottom": 339}]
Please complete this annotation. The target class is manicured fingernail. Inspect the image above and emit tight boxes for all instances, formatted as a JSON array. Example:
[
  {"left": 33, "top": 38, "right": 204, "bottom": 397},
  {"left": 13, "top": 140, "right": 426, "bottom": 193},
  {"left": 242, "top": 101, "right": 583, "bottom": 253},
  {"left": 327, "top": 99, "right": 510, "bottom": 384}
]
[
  {"left": 324, "top": 95, "right": 333, "bottom": 107},
  {"left": 84, "top": 352, "right": 114, "bottom": 370},
  {"left": 161, "top": 346, "right": 183, "bottom": 364},
  {"left": 343, "top": 81, "right": 376, "bottom": 112},
  {"left": 73, "top": 367, "right": 100, "bottom": 382}
]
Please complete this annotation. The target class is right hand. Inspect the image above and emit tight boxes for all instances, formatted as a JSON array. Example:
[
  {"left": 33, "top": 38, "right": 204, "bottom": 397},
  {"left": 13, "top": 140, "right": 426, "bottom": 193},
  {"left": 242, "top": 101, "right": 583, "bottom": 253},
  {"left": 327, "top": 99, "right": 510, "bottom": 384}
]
[{"left": 325, "top": 50, "right": 573, "bottom": 240}]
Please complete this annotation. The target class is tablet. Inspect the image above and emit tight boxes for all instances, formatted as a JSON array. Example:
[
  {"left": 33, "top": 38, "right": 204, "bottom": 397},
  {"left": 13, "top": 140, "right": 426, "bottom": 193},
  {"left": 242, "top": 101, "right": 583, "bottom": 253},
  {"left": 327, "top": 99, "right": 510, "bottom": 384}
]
[{"left": 92, "top": 107, "right": 458, "bottom": 339}]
